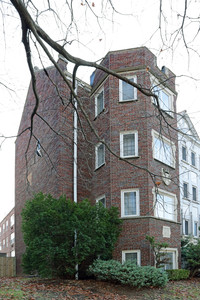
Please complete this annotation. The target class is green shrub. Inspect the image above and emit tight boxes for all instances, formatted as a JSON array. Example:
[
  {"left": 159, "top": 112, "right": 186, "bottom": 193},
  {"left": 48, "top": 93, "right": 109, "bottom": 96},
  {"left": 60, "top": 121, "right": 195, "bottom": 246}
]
[
  {"left": 89, "top": 259, "right": 168, "bottom": 288},
  {"left": 166, "top": 269, "right": 190, "bottom": 281}
]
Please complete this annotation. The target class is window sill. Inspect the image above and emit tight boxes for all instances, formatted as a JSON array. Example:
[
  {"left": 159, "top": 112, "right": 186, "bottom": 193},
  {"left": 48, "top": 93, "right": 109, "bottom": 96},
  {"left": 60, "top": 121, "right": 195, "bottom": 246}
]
[
  {"left": 154, "top": 158, "right": 175, "bottom": 169},
  {"left": 120, "top": 155, "right": 140, "bottom": 159},
  {"left": 119, "top": 99, "right": 138, "bottom": 103},
  {"left": 94, "top": 163, "right": 105, "bottom": 171}
]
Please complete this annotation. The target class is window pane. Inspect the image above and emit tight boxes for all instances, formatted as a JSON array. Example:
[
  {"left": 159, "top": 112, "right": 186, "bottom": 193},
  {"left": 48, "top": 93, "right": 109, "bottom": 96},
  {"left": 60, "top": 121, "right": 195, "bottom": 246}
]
[
  {"left": 124, "top": 192, "right": 136, "bottom": 215},
  {"left": 96, "top": 144, "right": 105, "bottom": 167},
  {"left": 122, "top": 78, "right": 135, "bottom": 101},
  {"left": 160, "top": 91, "right": 170, "bottom": 110},
  {"left": 191, "top": 152, "right": 196, "bottom": 166},
  {"left": 183, "top": 183, "right": 188, "bottom": 198},
  {"left": 185, "top": 220, "right": 189, "bottom": 235},
  {"left": 99, "top": 198, "right": 106, "bottom": 207},
  {"left": 125, "top": 252, "right": 137, "bottom": 264},
  {"left": 194, "top": 222, "right": 198, "bottom": 237},
  {"left": 123, "top": 134, "right": 135, "bottom": 156},
  {"left": 164, "top": 252, "right": 173, "bottom": 270},
  {"left": 164, "top": 195, "right": 174, "bottom": 221},
  {"left": 182, "top": 146, "right": 187, "bottom": 161},
  {"left": 192, "top": 187, "right": 197, "bottom": 201},
  {"left": 97, "top": 91, "right": 104, "bottom": 115}
]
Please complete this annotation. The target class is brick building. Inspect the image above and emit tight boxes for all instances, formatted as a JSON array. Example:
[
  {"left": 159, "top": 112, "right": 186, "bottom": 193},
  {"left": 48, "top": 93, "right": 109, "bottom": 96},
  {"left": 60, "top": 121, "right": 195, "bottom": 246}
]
[
  {"left": 0, "top": 208, "right": 15, "bottom": 257},
  {"left": 15, "top": 47, "right": 180, "bottom": 274}
]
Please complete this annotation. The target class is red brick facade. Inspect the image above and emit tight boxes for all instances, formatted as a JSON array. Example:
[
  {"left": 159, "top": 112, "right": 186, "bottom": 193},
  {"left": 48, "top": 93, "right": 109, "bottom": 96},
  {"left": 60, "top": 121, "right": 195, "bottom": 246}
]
[{"left": 15, "top": 47, "right": 180, "bottom": 274}]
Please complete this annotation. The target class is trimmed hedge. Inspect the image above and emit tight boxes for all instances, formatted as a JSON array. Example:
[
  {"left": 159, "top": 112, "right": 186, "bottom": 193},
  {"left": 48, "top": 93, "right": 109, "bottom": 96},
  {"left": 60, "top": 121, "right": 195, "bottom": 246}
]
[
  {"left": 89, "top": 259, "right": 168, "bottom": 288},
  {"left": 166, "top": 269, "right": 190, "bottom": 281}
]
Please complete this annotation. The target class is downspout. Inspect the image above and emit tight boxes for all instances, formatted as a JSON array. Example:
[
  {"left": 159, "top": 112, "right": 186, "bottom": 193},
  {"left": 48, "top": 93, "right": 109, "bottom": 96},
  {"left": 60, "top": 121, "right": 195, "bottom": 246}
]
[{"left": 73, "top": 81, "right": 78, "bottom": 280}]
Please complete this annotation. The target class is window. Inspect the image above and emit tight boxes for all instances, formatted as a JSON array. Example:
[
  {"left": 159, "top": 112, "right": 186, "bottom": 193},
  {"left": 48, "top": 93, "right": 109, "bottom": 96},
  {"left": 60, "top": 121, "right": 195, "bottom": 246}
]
[
  {"left": 96, "top": 195, "right": 106, "bottom": 207},
  {"left": 152, "top": 82, "right": 173, "bottom": 115},
  {"left": 192, "top": 186, "right": 197, "bottom": 201},
  {"left": 3, "top": 239, "right": 5, "bottom": 249},
  {"left": 152, "top": 130, "right": 175, "bottom": 168},
  {"left": 121, "top": 189, "right": 140, "bottom": 217},
  {"left": 0, "top": 227, "right": 1, "bottom": 236},
  {"left": 122, "top": 250, "right": 141, "bottom": 265},
  {"left": 194, "top": 222, "right": 198, "bottom": 237},
  {"left": 154, "top": 189, "right": 177, "bottom": 221},
  {"left": 6, "top": 220, "right": 8, "bottom": 231},
  {"left": 0, "top": 242, "right": 1, "bottom": 251},
  {"left": 191, "top": 152, "right": 196, "bottom": 166},
  {"left": 10, "top": 214, "right": 14, "bottom": 227},
  {"left": 185, "top": 220, "right": 189, "bottom": 235},
  {"left": 161, "top": 249, "right": 178, "bottom": 270},
  {"left": 3, "top": 223, "right": 5, "bottom": 233},
  {"left": 6, "top": 237, "right": 8, "bottom": 248},
  {"left": 119, "top": 76, "right": 137, "bottom": 102},
  {"left": 120, "top": 131, "right": 138, "bottom": 158},
  {"left": 11, "top": 250, "right": 15, "bottom": 257},
  {"left": 10, "top": 233, "right": 15, "bottom": 245},
  {"left": 95, "top": 87, "right": 104, "bottom": 116},
  {"left": 183, "top": 183, "right": 188, "bottom": 198},
  {"left": 182, "top": 146, "right": 187, "bottom": 161},
  {"left": 95, "top": 143, "right": 105, "bottom": 169}
]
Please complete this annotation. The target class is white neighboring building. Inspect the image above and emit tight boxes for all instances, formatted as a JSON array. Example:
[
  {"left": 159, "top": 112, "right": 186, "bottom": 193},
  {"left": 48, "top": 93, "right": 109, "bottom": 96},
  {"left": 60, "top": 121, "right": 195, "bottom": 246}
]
[{"left": 178, "top": 111, "right": 200, "bottom": 239}]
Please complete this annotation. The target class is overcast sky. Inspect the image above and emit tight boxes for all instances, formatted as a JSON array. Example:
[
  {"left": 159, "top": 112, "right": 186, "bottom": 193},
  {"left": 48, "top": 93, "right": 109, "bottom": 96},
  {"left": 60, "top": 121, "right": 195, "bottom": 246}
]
[{"left": 0, "top": 0, "right": 200, "bottom": 221}]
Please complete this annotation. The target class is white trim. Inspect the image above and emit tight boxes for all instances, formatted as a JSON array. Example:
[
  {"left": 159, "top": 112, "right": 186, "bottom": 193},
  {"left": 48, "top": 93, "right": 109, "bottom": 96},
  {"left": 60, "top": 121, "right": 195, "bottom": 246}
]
[
  {"left": 95, "top": 86, "right": 104, "bottom": 117},
  {"left": 95, "top": 142, "right": 105, "bottom": 169},
  {"left": 120, "top": 130, "right": 138, "bottom": 158},
  {"left": 152, "top": 129, "right": 176, "bottom": 168},
  {"left": 119, "top": 75, "right": 137, "bottom": 102},
  {"left": 121, "top": 188, "right": 140, "bottom": 217},
  {"left": 122, "top": 250, "right": 141, "bottom": 265}
]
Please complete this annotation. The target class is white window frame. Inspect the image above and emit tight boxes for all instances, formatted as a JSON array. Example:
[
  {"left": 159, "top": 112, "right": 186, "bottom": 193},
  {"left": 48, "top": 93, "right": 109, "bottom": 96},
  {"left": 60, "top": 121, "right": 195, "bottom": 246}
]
[
  {"left": 96, "top": 195, "right": 106, "bottom": 207},
  {"left": 3, "top": 223, "right": 5, "bottom": 233},
  {"left": 160, "top": 248, "right": 178, "bottom": 270},
  {"left": 120, "top": 131, "right": 138, "bottom": 158},
  {"left": 152, "top": 130, "right": 175, "bottom": 168},
  {"left": 122, "top": 250, "right": 141, "bottom": 265},
  {"left": 6, "top": 220, "right": 8, "bottom": 231},
  {"left": 121, "top": 188, "right": 140, "bottom": 218},
  {"left": 95, "top": 142, "right": 105, "bottom": 169},
  {"left": 95, "top": 86, "right": 104, "bottom": 117},
  {"left": 151, "top": 77, "right": 174, "bottom": 116},
  {"left": 153, "top": 188, "right": 177, "bottom": 222},
  {"left": 119, "top": 75, "right": 137, "bottom": 102}
]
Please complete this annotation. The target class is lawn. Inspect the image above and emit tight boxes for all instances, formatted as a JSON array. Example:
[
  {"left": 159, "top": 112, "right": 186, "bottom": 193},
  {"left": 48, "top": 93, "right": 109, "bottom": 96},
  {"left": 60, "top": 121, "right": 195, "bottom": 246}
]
[{"left": 0, "top": 277, "right": 200, "bottom": 299}]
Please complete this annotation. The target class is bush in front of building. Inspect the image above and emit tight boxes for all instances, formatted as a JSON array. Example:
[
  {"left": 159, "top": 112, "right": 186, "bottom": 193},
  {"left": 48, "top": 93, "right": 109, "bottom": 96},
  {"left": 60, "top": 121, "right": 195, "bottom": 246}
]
[
  {"left": 166, "top": 269, "right": 190, "bottom": 281},
  {"left": 22, "top": 193, "right": 122, "bottom": 279},
  {"left": 181, "top": 237, "right": 200, "bottom": 277},
  {"left": 89, "top": 259, "right": 168, "bottom": 288}
]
